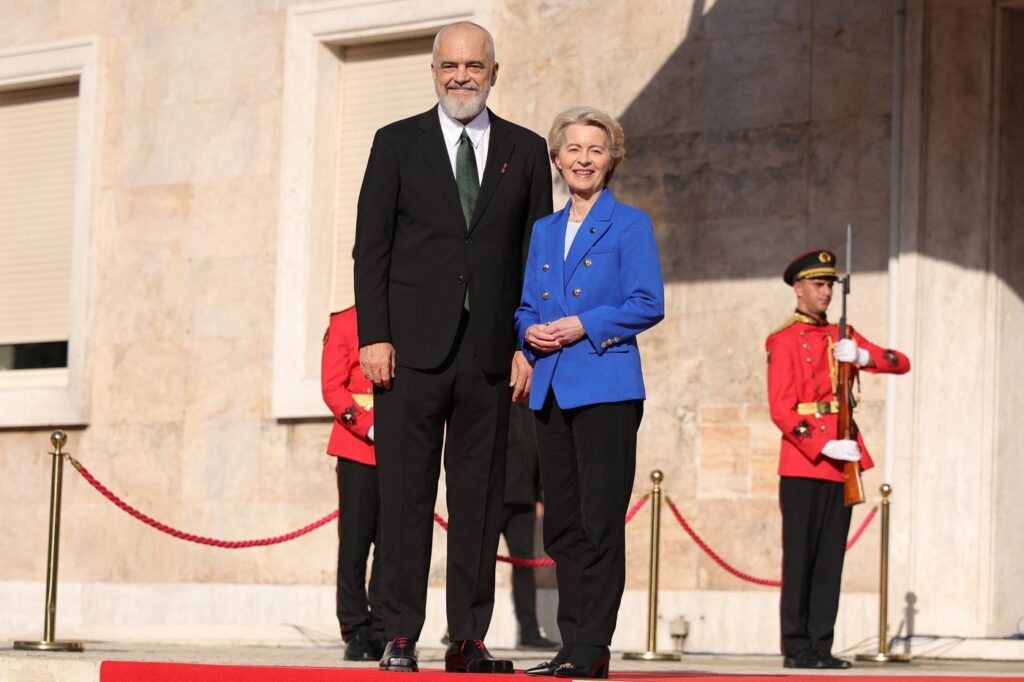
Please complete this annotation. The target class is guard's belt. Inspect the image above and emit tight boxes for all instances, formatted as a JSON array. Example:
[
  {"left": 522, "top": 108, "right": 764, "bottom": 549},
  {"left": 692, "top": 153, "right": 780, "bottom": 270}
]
[{"left": 796, "top": 400, "right": 838, "bottom": 415}]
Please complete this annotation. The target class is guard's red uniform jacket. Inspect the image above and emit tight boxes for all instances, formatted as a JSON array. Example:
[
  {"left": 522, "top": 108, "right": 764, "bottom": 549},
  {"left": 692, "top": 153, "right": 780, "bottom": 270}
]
[
  {"left": 766, "top": 314, "right": 910, "bottom": 482},
  {"left": 321, "top": 306, "right": 375, "bottom": 466}
]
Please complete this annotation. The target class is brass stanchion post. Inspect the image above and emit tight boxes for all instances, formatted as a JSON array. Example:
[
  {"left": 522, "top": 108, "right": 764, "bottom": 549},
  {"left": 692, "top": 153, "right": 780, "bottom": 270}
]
[
  {"left": 856, "top": 483, "right": 909, "bottom": 663},
  {"left": 14, "top": 430, "right": 84, "bottom": 652},
  {"left": 624, "top": 470, "right": 681, "bottom": 661}
]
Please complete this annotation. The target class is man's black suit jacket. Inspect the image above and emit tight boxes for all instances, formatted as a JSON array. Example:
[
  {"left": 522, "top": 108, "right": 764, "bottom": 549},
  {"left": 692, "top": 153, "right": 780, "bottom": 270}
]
[{"left": 353, "top": 106, "right": 553, "bottom": 374}]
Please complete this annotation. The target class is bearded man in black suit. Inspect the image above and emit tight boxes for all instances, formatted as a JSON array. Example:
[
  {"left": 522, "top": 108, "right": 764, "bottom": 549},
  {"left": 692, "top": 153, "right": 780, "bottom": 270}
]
[{"left": 353, "top": 21, "right": 553, "bottom": 674}]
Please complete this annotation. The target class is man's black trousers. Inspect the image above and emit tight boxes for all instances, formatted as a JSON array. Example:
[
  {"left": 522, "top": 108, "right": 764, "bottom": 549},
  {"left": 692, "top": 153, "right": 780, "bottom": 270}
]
[
  {"left": 374, "top": 312, "right": 511, "bottom": 641},
  {"left": 779, "top": 476, "right": 852, "bottom": 657},
  {"left": 335, "top": 457, "right": 383, "bottom": 642}
]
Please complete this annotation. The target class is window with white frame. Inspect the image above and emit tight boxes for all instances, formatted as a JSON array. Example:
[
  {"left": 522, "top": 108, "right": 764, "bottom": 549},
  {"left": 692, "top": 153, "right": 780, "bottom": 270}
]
[
  {"left": 0, "top": 37, "right": 100, "bottom": 427},
  {"left": 0, "top": 82, "right": 79, "bottom": 373},
  {"left": 329, "top": 36, "right": 436, "bottom": 314}
]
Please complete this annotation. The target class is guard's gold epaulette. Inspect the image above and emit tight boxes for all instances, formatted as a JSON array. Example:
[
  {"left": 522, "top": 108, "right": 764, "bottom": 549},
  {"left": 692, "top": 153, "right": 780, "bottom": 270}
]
[{"left": 769, "top": 315, "right": 799, "bottom": 336}]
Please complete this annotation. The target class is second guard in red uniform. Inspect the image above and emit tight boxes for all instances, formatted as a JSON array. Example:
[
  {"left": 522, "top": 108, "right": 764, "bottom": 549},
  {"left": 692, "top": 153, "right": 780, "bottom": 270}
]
[
  {"left": 766, "top": 250, "right": 909, "bottom": 670},
  {"left": 321, "top": 306, "right": 385, "bottom": 661}
]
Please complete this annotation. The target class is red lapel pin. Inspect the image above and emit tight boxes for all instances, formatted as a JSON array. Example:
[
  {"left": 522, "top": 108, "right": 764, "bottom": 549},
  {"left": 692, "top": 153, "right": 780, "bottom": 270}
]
[{"left": 501, "top": 162, "right": 508, "bottom": 174}]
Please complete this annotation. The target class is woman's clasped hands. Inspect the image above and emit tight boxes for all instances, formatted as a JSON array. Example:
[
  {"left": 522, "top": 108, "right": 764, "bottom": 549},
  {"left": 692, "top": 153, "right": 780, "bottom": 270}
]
[{"left": 525, "top": 316, "right": 586, "bottom": 353}]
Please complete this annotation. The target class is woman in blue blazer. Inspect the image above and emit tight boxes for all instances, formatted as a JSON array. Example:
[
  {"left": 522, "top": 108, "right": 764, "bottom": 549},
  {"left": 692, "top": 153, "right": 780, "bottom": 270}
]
[{"left": 516, "top": 107, "right": 664, "bottom": 679}]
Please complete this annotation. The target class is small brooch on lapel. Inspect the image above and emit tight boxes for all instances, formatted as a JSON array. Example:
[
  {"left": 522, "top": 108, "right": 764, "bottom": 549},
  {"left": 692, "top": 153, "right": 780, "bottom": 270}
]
[{"left": 501, "top": 162, "right": 508, "bottom": 174}]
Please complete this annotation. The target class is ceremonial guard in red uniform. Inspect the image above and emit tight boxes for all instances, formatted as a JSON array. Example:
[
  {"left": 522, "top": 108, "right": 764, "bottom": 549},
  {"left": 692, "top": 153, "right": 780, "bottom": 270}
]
[
  {"left": 321, "top": 306, "right": 385, "bottom": 661},
  {"left": 766, "top": 250, "right": 909, "bottom": 670}
]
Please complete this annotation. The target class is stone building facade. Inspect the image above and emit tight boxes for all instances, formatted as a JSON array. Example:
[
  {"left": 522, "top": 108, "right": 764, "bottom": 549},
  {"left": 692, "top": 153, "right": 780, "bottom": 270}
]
[{"left": 1, "top": 0, "right": 1021, "bottom": 655}]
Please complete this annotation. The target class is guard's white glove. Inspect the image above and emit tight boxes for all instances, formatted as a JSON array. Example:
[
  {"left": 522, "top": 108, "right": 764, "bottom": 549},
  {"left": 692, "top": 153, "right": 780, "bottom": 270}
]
[
  {"left": 822, "top": 439, "right": 861, "bottom": 462},
  {"left": 834, "top": 338, "right": 870, "bottom": 366},
  {"left": 367, "top": 426, "right": 374, "bottom": 442}
]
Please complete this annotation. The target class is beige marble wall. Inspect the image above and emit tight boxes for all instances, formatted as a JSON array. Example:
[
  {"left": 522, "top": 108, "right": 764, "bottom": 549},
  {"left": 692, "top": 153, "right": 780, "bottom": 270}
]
[
  {"left": 992, "top": 3, "right": 1024, "bottom": 636},
  {"left": 888, "top": 0, "right": 1024, "bottom": 640},
  {"left": 1, "top": 0, "right": 1018, "bottom": 652},
  {"left": 1, "top": 0, "right": 342, "bottom": 591}
]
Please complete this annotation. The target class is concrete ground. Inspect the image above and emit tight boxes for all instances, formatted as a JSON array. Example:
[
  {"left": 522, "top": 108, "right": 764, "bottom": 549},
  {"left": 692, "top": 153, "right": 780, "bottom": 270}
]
[{"left": 4, "top": 638, "right": 1024, "bottom": 682}]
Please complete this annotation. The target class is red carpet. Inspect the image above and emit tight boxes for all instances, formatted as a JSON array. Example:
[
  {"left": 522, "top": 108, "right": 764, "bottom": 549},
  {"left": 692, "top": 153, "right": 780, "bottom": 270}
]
[{"left": 99, "top": 661, "right": 1017, "bottom": 682}]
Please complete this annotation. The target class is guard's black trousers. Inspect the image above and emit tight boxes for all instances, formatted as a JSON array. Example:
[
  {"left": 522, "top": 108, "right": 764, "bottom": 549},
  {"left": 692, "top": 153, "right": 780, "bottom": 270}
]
[
  {"left": 534, "top": 393, "right": 641, "bottom": 647},
  {"left": 335, "top": 457, "right": 384, "bottom": 642},
  {"left": 374, "top": 312, "right": 511, "bottom": 641},
  {"left": 779, "top": 476, "right": 852, "bottom": 656},
  {"left": 501, "top": 503, "right": 541, "bottom": 639}
]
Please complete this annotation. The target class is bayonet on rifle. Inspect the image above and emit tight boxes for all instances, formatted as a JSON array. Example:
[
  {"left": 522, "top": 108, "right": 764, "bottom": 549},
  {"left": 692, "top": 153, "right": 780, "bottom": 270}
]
[{"left": 839, "top": 224, "right": 865, "bottom": 506}]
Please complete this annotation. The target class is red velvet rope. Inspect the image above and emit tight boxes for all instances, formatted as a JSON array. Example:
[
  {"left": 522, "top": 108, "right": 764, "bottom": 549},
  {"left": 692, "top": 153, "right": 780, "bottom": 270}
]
[
  {"left": 434, "top": 494, "right": 650, "bottom": 567},
  {"left": 70, "top": 449, "right": 878, "bottom": 586},
  {"left": 68, "top": 456, "right": 339, "bottom": 548},
  {"left": 67, "top": 453, "right": 646, "bottom": 564},
  {"left": 664, "top": 494, "right": 878, "bottom": 588}
]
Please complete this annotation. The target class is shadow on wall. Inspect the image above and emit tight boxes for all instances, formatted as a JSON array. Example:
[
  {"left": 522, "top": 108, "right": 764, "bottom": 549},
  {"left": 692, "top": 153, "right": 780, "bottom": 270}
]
[
  {"left": 898, "top": 591, "right": 917, "bottom": 655},
  {"left": 610, "top": 0, "right": 896, "bottom": 284}
]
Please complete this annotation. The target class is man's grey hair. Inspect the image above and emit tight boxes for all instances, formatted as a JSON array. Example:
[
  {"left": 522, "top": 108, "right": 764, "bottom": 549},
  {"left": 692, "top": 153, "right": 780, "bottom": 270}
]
[{"left": 432, "top": 22, "right": 496, "bottom": 64}]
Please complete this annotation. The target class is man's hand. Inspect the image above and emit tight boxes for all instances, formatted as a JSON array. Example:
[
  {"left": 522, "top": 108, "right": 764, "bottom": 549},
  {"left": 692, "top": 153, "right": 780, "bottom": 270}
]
[
  {"left": 834, "top": 338, "right": 871, "bottom": 367},
  {"left": 821, "top": 439, "right": 861, "bottom": 462},
  {"left": 524, "top": 323, "right": 561, "bottom": 353},
  {"left": 359, "top": 342, "right": 396, "bottom": 390},
  {"left": 547, "top": 316, "right": 586, "bottom": 346},
  {"left": 510, "top": 350, "right": 533, "bottom": 403}
]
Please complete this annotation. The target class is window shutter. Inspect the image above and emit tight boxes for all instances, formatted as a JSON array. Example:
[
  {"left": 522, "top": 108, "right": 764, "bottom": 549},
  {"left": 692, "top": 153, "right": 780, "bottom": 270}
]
[
  {"left": 0, "top": 82, "right": 78, "bottom": 345},
  {"left": 330, "top": 37, "right": 437, "bottom": 312}
]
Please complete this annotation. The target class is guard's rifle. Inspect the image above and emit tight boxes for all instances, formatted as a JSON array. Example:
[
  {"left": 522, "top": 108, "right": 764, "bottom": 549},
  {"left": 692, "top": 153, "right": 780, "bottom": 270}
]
[{"left": 838, "top": 224, "right": 865, "bottom": 507}]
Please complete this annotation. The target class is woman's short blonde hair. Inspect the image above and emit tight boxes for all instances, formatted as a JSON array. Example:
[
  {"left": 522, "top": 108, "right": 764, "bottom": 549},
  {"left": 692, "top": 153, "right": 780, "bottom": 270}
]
[{"left": 547, "top": 106, "right": 625, "bottom": 183}]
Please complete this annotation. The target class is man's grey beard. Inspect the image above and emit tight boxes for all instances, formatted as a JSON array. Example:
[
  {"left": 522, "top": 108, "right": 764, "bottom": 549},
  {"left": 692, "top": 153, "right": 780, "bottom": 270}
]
[{"left": 438, "top": 83, "right": 490, "bottom": 120}]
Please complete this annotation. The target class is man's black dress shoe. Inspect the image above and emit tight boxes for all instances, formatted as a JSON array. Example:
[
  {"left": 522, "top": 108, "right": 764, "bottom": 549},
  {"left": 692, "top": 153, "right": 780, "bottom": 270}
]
[
  {"left": 524, "top": 646, "right": 571, "bottom": 677},
  {"left": 344, "top": 632, "right": 376, "bottom": 661},
  {"left": 783, "top": 650, "right": 827, "bottom": 669},
  {"left": 444, "top": 639, "right": 514, "bottom": 674},
  {"left": 520, "top": 632, "right": 560, "bottom": 650},
  {"left": 379, "top": 637, "right": 418, "bottom": 673},
  {"left": 553, "top": 644, "right": 610, "bottom": 679},
  {"left": 817, "top": 652, "right": 853, "bottom": 669}
]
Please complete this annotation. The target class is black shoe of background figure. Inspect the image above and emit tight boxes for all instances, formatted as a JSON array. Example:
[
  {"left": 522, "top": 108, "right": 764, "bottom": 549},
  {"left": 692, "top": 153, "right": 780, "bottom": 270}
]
[
  {"left": 520, "top": 632, "right": 560, "bottom": 650},
  {"left": 783, "top": 650, "right": 827, "bottom": 669},
  {"left": 379, "top": 637, "right": 418, "bottom": 673},
  {"left": 444, "top": 639, "right": 514, "bottom": 674},
  {"left": 816, "top": 651, "right": 853, "bottom": 669},
  {"left": 370, "top": 635, "right": 388, "bottom": 661},
  {"left": 344, "top": 632, "right": 376, "bottom": 661}
]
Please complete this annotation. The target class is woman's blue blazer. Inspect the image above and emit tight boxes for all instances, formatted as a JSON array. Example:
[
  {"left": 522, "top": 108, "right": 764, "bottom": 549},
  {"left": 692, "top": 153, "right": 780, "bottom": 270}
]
[{"left": 515, "top": 189, "right": 665, "bottom": 410}]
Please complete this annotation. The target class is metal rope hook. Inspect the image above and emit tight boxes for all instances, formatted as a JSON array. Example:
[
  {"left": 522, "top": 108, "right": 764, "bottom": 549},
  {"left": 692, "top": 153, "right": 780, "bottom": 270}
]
[{"left": 14, "top": 430, "right": 84, "bottom": 652}]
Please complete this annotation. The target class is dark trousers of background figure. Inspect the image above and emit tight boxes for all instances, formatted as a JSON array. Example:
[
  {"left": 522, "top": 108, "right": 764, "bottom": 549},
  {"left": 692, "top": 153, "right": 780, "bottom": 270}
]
[
  {"left": 500, "top": 503, "right": 543, "bottom": 641},
  {"left": 534, "top": 393, "right": 642, "bottom": 647},
  {"left": 374, "top": 311, "right": 512, "bottom": 642},
  {"left": 335, "top": 458, "right": 384, "bottom": 643},
  {"left": 779, "top": 477, "right": 852, "bottom": 657}
]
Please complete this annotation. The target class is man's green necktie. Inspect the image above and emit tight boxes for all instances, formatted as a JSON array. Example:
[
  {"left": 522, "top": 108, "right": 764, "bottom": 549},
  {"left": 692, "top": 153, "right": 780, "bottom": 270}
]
[{"left": 456, "top": 128, "right": 479, "bottom": 228}]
